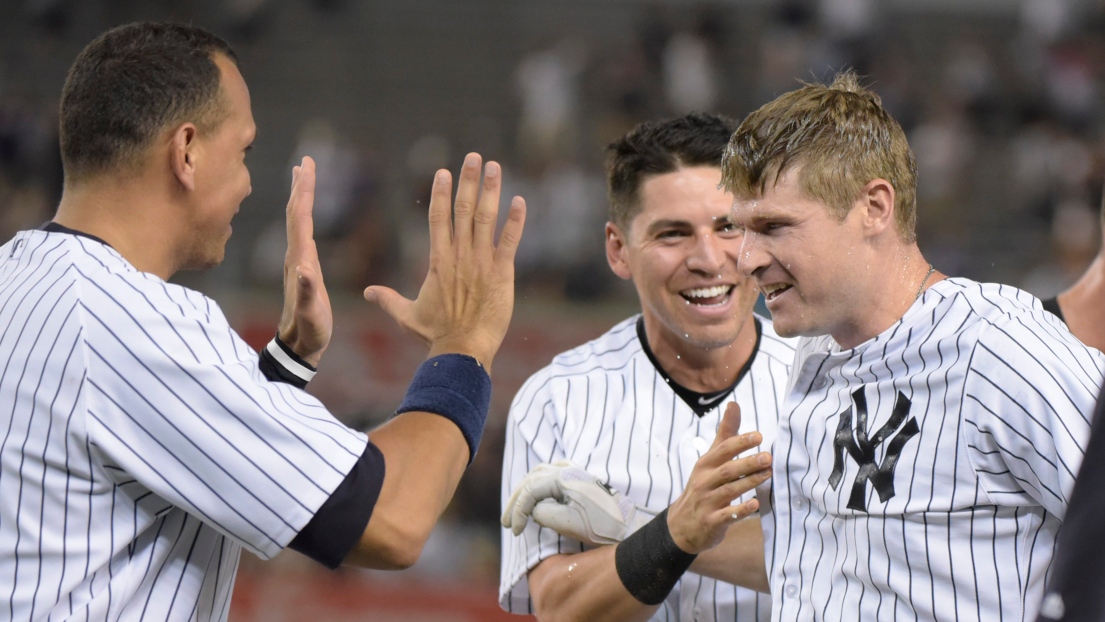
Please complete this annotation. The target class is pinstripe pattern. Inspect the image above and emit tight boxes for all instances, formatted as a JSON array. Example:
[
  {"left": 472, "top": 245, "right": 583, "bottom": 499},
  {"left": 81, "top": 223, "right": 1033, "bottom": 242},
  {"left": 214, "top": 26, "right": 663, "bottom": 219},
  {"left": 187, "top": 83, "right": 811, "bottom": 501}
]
[
  {"left": 771, "top": 277, "right": 1104, "bottom": 622},
  {"left": 0, "top": 230, "right": 368, "bottom": 621},
  {"left": 500, "top": 314, "right": 795, "bottom": 621}
]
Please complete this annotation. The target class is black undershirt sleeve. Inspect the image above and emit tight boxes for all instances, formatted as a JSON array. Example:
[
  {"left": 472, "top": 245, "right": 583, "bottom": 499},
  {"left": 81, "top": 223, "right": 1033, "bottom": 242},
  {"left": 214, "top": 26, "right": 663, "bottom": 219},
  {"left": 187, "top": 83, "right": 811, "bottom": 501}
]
[
  {"left": 1040, "top": 296, "right": 1065, "bottom": 323},
  {"left": 288, "top": 440, "right": 386, "bottom": 569}
]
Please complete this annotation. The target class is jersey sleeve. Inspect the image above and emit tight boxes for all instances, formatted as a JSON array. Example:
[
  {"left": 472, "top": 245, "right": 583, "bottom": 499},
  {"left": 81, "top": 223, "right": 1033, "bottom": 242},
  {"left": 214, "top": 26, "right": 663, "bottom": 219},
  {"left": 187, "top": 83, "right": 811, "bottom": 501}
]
[
  {"left": 77, "top": 274, "right": 369, "bottom": 561},
  {"left": 962, "top": 313, "right": 1105, "bottom": 519},
  {"left": 499, "top": 370, "right": 581, "bottom": 614}
]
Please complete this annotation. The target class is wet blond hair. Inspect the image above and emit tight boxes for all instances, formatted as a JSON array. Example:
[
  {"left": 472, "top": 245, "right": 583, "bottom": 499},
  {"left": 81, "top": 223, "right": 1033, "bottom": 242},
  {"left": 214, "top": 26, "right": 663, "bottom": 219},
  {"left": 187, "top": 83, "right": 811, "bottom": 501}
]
[{"left": 721, "top": 70, "right": 918, "bottom": 242}]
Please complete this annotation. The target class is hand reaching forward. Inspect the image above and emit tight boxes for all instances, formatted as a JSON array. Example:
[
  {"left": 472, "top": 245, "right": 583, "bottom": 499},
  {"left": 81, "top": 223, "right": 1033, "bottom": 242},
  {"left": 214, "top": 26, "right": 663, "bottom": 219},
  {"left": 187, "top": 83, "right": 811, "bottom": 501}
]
[
  {"left": 666, "top": 402, "right": 772, "bottom": 554},
  {"left": 364, "top": 153, "right": 526, "bottom": 372},
  {"left": 277, "top": 156, "right": 332, "bottom": 367}
]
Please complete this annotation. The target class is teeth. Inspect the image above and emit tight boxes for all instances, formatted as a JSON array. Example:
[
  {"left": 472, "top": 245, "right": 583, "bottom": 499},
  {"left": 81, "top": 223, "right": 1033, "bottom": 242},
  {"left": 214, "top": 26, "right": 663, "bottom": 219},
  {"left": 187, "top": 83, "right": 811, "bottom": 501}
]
[
  {"left": 683, "top": 285, "right": 730, "bottom": 299},
  {"left": 762, "top": 283, "right": 789, "bottom": 295}
]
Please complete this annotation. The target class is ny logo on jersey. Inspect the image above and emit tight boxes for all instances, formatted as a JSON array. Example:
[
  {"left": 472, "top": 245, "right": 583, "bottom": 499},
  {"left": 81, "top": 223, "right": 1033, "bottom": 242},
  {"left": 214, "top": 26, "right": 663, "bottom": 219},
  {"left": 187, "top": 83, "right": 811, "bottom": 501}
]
[{"left": 828, "top": 388, "right": 919, "bottom": 511}]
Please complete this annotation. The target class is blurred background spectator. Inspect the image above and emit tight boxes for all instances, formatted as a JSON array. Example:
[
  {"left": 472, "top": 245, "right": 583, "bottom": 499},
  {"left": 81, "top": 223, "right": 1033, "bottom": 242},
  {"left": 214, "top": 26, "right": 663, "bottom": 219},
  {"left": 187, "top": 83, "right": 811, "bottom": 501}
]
[{"left": 4, "top": 0, "right": 1105, "bottom": 619}]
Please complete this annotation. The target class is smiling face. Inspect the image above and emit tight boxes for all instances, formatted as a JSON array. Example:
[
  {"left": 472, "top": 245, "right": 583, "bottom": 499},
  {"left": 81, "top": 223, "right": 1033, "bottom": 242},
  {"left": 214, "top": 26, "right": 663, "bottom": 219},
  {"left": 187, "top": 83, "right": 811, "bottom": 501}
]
[
  {"left": 608, "top": 166, "right": 759, "bottom": 354},
  {"left": 731, "top": 166, "right": 871, "bottom": 341},
  {"left": 180, "top": 53, "right": 255, "bottom": 270}
]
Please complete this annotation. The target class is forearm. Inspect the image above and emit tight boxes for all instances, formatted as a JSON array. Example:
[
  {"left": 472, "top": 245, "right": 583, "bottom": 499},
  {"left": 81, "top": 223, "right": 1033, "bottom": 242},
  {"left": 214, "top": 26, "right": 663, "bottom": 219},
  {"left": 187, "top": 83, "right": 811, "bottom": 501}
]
[
  {"left": 345, "top": 411, "right": 468, "bottom": 569},
  {"left": 528, "top": 548, "right": 659, "bottom": 622},
  {"left": 688, "top": 517, "right": 768, "bottom": 592}
]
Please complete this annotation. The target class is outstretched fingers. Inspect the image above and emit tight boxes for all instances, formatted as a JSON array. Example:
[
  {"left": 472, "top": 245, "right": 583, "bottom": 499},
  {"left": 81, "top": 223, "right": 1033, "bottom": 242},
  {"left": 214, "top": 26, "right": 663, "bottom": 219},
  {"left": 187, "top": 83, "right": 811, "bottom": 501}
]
[
  {"left": 452, "top": 153, "right": 483, "bottom": 251},
  {"left": 427, "top": 169, "right": 454, "bottom": 257},
  {"left": 495, "top": 196, "right": 526, "bottom": 265},
  {"left": 285, "top": 157, "right": 318, "bottom": 273},
  {"left": 472, "top": 161, "right": 502, "bottom": 250}
]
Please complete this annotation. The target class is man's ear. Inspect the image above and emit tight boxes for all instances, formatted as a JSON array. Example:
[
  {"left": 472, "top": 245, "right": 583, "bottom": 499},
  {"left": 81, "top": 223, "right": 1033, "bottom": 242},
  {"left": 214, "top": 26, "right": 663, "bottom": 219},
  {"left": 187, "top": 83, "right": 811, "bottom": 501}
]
[
  {"left": 606, "top": 221, "right": 632, "bottom": 281},
  {"left": 169, "top": 123, "right": 199, "bottom": 191},
  {"left": 856, "top": 178, "right": 896, "bottom": 237}
]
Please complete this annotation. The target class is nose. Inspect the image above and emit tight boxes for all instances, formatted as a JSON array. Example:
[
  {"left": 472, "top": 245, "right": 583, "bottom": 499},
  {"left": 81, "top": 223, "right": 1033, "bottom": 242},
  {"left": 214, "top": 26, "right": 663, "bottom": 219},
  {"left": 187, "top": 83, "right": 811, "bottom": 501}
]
[
  {"left": 736, "top": 231, "right": 769, "bottom": 278},
  {"left": 686, "top": 232, "right": 727, "bottom": 275}
]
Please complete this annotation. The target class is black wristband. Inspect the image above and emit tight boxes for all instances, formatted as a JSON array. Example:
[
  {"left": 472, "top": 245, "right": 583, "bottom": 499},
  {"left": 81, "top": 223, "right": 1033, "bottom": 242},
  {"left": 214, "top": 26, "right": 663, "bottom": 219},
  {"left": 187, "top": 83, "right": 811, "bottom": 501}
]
[{"left": 614, "top": 508, "right": 698, "bottom": 605}]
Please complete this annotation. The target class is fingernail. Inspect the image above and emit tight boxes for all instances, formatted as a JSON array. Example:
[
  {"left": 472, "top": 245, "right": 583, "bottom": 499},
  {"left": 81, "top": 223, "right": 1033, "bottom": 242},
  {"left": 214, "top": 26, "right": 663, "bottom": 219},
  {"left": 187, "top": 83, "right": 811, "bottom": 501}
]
[
  {"left": 464, "top": 153, "right": 479, "bottom": 168},
  {"left": 436, "top": 170, "right": 449, "bottom": 183},
  {"left": 757, "top": 453, "right": 771, "bottom": 466},
  {"left": 485, "top": 162, "right": 500, "bottom": 178}
]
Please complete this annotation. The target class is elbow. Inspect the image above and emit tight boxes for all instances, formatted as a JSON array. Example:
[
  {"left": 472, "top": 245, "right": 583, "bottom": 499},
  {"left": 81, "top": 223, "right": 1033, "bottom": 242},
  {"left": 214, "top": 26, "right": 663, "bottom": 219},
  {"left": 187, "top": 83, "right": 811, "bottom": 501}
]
[{"left": 350, "top": 512, "right": 436, "bottom": 570}]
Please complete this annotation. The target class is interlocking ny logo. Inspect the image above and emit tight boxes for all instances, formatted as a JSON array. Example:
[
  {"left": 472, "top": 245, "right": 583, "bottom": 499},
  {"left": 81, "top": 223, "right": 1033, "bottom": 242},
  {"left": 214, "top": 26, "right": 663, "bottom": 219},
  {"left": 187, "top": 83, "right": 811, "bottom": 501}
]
[{"left": 828, "top": 389, "right": 919, "bottom": 511}]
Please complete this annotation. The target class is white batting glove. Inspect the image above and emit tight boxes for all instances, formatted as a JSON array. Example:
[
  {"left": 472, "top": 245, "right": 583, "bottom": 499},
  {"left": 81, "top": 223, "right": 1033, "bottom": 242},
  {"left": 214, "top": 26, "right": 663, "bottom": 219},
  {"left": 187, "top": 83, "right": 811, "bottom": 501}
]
[{"left": 501, "top": 460, "right": 656, "bottom": 545}]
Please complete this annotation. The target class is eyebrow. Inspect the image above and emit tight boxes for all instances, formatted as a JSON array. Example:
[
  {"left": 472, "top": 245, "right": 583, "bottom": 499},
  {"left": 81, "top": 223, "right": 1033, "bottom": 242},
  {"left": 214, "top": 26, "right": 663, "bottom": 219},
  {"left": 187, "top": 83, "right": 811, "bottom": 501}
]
[{"left": 644, "top": 219, "right": 691, "bottom": 234}]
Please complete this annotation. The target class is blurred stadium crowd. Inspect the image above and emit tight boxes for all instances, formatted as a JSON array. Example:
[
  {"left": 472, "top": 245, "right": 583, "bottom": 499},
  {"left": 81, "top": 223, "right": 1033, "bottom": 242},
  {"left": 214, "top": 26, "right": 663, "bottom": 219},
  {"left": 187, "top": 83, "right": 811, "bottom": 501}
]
[{"left": 2, "top": 0, "right": 1104, "bottom": 618}]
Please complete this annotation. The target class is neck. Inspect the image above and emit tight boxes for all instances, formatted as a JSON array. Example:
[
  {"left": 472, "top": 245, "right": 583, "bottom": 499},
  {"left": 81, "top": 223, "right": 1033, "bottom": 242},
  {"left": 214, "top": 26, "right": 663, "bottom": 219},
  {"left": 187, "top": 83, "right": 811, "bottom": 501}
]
[
  {"left": 54, "top": 174, "right": 182, "bottom": 280},
  {"left": 643, "top": 315, "right": 759, "bottom": 393},
  {"left": 831, "top": 244, "right": 940, "bottom": 349},
  {"left": 1057, "top": 251, "right": 1105, "bottom": 351}
]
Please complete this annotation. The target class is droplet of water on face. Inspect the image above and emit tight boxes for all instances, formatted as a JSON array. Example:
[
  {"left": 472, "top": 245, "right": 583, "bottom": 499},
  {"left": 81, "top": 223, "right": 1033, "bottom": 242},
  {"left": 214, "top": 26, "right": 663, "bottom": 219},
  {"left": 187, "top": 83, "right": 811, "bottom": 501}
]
[
  {"left": 676, "top": 355, "right": 681, "bottom": 359},
  {"left": 685, "top": 334, "right": 690, "bottom": 338}
]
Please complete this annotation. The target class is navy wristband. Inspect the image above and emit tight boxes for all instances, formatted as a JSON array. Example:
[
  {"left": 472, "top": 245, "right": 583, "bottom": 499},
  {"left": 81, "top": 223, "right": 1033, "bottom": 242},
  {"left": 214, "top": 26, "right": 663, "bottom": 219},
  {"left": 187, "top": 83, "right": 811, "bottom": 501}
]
[{"left": 396, "top": 354, "right": 491, "bottom": 464}]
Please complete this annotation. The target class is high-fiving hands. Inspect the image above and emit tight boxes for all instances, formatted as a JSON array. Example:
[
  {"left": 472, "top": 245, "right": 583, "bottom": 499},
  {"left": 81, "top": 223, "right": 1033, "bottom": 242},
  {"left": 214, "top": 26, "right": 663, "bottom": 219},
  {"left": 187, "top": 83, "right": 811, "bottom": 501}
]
[
  {"left": 278, "top": 156, "right": 332, "bottom": 367},
  {"left": 364, "top": 153, "right": 526, "bottom": 373}
]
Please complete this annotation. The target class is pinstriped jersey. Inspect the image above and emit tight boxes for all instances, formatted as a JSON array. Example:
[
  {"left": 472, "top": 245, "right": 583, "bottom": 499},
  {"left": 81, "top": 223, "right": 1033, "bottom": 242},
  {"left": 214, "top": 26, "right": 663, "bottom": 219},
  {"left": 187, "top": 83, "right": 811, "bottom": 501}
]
[
  {"left": 500, "top": 314, "right": 795, "bottom": 621},
  {"left": 0, "top": 230, "right": 368, "bottom": 620},
  {"left": 770, "top": 277, "right": 1104, "bottom": 622}
]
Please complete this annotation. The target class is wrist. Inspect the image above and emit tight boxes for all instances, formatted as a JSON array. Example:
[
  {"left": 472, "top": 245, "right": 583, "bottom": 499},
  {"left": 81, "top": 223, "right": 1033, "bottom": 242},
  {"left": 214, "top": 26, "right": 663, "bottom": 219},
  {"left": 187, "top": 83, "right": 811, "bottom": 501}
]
[
  {"left": 278, "top": 327, "right": 325, "bottom": 367},
  {"left": 427, "top": 340, "right": 495, "bottom": 375}
]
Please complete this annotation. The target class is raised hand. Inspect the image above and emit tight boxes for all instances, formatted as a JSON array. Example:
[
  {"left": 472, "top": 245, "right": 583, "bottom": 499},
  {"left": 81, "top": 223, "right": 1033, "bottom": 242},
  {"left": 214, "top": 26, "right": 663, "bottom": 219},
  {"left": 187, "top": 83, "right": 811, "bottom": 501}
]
[
  {"left": 364, "top": 153, "right": 526, "bottom": 372},
  {"left": 666, "top": 402, "right": 772, "bottom": 554},
  {"left": 277, "top": 156, "right": 332, "bottom": 367}
]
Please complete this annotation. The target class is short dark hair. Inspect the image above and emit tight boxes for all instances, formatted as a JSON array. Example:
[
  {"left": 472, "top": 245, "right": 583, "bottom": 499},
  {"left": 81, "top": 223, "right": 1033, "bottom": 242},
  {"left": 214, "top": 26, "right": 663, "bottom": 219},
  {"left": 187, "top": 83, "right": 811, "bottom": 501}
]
[
  {"left": 60, "top": 22, "right": 237, "bottom": 181},
  {"left": 605, "top": 112, "right": 739, "bottom": 230}
]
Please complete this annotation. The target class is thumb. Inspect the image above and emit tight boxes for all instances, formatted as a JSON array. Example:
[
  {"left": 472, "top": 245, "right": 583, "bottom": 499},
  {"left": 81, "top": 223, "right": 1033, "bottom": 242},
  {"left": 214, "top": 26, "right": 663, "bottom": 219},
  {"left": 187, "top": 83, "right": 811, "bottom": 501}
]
[
  {"left": 363, "top": 285, "right": 409, "bottom": 317},
  {"left": 712, "top": 402, "right": 743, "bottom": 450}
]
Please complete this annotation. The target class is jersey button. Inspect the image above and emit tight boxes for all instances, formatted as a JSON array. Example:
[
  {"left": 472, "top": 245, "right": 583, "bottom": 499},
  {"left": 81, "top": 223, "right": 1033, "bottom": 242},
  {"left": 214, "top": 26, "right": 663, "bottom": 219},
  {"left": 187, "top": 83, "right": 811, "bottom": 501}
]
[
  {"left": 813, "top": 377, "right": 828, "bottom": 390},
  {"left": 784, "top": 584, "right": 799, "bottom": 599},
  {"left": 793, "top": 497, "right": 806, "bottom": 510}
]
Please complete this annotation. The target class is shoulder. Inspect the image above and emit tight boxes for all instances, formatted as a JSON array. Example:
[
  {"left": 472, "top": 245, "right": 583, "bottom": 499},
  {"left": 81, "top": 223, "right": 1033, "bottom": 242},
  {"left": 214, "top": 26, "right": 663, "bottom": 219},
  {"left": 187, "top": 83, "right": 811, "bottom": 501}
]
[
  {"left": 941, "top": 279, "right": 1105, "bottom": 391},
  {"left": 546, "top": 315, "right": 643, "bottom": 376},
  {"left": 510, "top": 316, "right": 642, "bottom": 406}
]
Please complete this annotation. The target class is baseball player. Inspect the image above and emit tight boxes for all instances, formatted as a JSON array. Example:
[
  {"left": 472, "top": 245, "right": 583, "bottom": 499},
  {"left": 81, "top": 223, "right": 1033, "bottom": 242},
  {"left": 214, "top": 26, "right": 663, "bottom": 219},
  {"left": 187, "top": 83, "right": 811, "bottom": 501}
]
[
  {"left": 0, "top": 23, "right": 525, "bottom": 621},
  {"left": 1040, "top": 194, "right": 1105, "bottom": 351},
  {"left": 499, "top": 113, "right": 793, "bottom": 621},
  {"left": 510, "top": 72, "right": 1105, "bottom": 622}
]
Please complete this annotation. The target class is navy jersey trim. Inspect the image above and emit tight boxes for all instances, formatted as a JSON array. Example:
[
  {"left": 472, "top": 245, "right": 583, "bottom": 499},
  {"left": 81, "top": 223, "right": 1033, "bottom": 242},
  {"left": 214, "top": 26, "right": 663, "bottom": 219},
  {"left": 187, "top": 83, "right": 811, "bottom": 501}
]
[
  {"left": 636, "top": 316, "right": 762, "bottom": 416},
  {"left": 288, "top": 440, "right": 384, "bottom": 569},
  {"left": 39, "top": 221, "right": 113, "bottom": 248}
]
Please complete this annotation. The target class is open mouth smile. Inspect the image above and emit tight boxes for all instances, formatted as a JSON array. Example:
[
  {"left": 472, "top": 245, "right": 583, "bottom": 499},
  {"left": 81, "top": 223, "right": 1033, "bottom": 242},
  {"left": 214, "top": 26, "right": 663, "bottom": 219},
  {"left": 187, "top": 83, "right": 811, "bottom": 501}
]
[
  {"left": 761, "top": 282, "right": 792, "bottom": 302},
  {"left": 680, "top": 285, "right": 734, "bottom": 307}
]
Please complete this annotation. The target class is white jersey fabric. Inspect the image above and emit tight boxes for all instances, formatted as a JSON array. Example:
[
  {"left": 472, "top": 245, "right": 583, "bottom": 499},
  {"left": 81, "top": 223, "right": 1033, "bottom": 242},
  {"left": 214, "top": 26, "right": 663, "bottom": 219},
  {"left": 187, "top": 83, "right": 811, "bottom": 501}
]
[
  {"left": 771, "top": 277, "right": 1104, "bottom": 622},
  {"left": 0, "top": 230, "right": 367, "bottom": 620},
  {"left": 501, "top": 314, "right": 795, "bottom": 621}
]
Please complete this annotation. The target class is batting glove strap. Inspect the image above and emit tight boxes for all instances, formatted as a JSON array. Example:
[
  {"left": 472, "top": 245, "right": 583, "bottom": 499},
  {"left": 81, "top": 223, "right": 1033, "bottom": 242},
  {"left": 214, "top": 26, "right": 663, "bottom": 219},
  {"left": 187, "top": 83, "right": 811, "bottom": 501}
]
[
  {"left": 259, "top": 333, "right": 317, "bottom": 388},
  {"left": 396, "top": 354, "right": 491, "bottom": 465},
  {"left": 614, "top": 508, "right": 697, "bottom": 606}
]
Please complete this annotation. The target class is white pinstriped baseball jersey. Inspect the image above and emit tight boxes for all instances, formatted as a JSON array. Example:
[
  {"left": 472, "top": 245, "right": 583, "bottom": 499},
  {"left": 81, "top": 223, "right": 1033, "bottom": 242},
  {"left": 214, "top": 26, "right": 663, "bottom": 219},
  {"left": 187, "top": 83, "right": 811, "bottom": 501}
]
[
  {"left": 0, "top": 229, "right": 368, "bottom": 620},
  {"left": 770, "top": 277, "right": 1104, "bottom": 622},
  {"left": 500, "top": 314, "right": 795, "bottom": 621}
]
